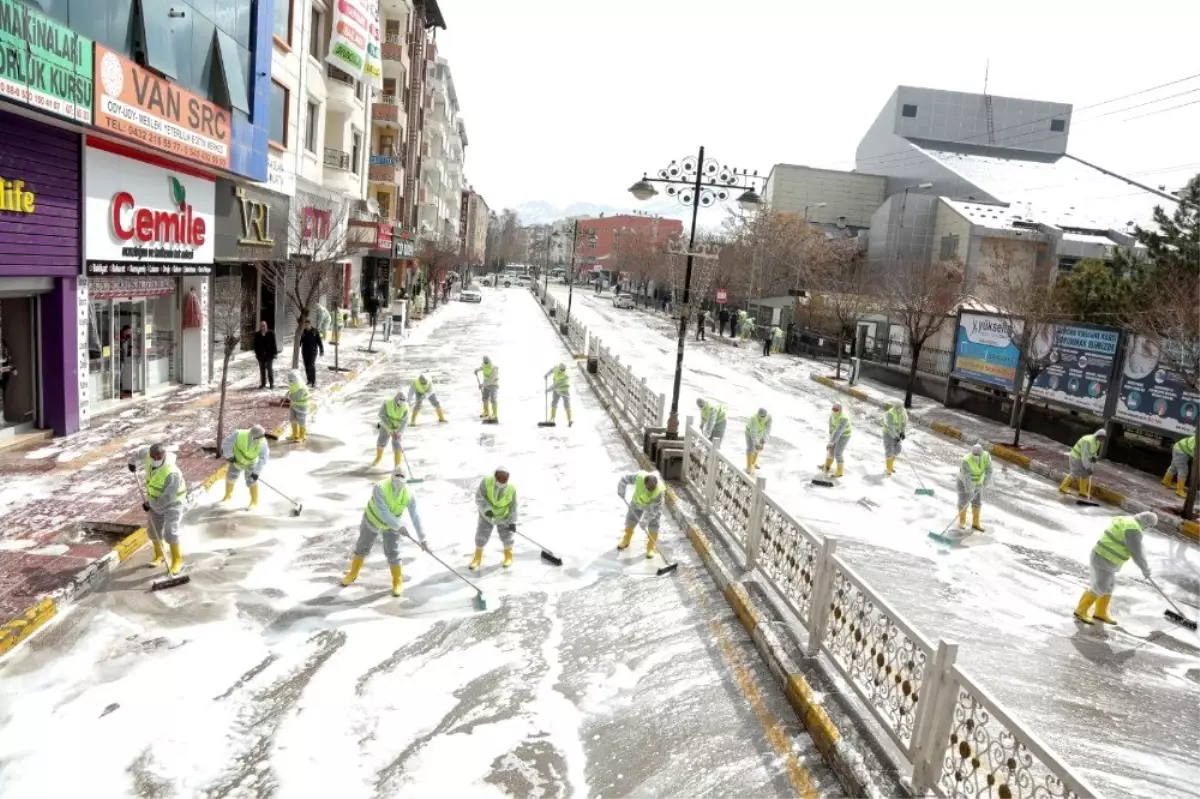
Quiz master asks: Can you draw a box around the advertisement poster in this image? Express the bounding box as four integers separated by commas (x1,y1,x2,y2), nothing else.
94,44,230,169
1114,335,1200,437
1029,324,1120,414
951,311,1021,390
0,0,93,123
362,0,382,87
326,0,372,81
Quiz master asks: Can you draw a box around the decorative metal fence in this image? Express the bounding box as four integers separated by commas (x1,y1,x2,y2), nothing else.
592,338,665,433
567,315,587,356
860,335,954,378
680,417,1100,799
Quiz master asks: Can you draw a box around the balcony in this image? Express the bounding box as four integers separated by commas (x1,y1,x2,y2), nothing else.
322,148,360,196
326,64,363,112
368,149,405,185
382,35,406,80
372,95,402,128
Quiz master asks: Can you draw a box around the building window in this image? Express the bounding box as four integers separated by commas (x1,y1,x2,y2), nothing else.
901,104,918,118
1050,118,1066,132
351,131,362,174
270,81,289,147
310,8,324,57
939,234,959,261
377,192,391,219
274,0,293,46
305,100,319,152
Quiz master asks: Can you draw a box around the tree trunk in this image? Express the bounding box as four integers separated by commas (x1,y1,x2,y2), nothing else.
905,340,921,409
835,330,845,380
291,318,303,370
215,346,234,457
367,314,377,353
333,311,341,370
1185,413,1200,520
1012,375,1036,448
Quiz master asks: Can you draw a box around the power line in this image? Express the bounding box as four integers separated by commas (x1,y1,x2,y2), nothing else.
1093,87,1200,117
1122,98,1200,122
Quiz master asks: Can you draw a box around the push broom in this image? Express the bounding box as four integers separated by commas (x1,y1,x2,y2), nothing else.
621,500,677,576
1146,576,1198,631
927,486,980,546
402,532,488,611
537,376,556,428
399,447,426,484
901,450,935,496
512,528,564,566
257,477,304,516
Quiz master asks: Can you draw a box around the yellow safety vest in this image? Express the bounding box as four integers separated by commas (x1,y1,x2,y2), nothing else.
1094,516,1140,568
702,403,726,427
413,377,432,396
884,407,905,435
633,473,665,508
233,430,263,468
1177,435,1197,458
963,452,991,486
484,475,516,520
384,398,408,430
288,381,309,410
482,363,498,387
146,462,186,502
830,410,852,437
365,480,411,531
746,413,770,438
552,367,570,393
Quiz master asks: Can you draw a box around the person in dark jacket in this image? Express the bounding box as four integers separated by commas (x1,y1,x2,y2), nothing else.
299,317,324,387
253,321,280,389
696,309,707,341
718,307,730,337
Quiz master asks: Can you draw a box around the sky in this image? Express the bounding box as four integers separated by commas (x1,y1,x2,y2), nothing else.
436,0,1200,219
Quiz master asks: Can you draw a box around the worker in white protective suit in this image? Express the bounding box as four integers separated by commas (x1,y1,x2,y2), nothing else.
373,390,410,467
821,403,852,478
221,424,270,509
131,442,187,574
545,362,573,426
697,398,727,445
1060,429,1107,498
341,468,428,597
745,408,772,473
469,466,518,570
286,369,310,442
407,374,446,424
475,356,499,421
956,442,994,532
882,401,907,476
617,470,666,558
1074,511,1156,625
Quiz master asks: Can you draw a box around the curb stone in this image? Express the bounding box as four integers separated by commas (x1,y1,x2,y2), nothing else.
535,291,902,798
0,345,399,661
810,373,1200,542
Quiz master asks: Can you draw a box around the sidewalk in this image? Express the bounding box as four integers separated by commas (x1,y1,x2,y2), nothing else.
0,317,423,658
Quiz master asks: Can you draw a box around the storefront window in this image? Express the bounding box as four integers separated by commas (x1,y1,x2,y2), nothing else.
88,301,114,402
147,294,178,388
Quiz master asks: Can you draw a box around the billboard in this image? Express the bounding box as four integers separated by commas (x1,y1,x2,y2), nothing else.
1029,324,1121,414
326,0,382,88
951,312,1021,390
1115,335,1200,437
0,0,93,123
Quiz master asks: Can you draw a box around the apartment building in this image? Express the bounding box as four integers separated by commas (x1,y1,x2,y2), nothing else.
462,188,490,267
417,57,468,245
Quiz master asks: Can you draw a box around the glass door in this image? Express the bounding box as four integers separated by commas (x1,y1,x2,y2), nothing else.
116,300,146,398
88,300,115,402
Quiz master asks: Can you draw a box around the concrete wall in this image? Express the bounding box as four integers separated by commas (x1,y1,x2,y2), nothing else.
974,237,1042,300
764,165,886,229
932,200,972,264
889,86,1072,156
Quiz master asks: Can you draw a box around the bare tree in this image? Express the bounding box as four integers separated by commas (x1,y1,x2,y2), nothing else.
885,257,964,408
209,276,251,456
803,238,872,379
255,198,358,370
418,232,461,312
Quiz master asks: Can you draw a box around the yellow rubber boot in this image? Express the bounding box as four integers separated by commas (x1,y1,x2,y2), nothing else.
168,543,183,576
491,401,499,421
502,548,513,568
394,450,402,468
248,484,259,509
1080,477,1091,499
958,509,967,529
469,548,483,570
1073,590,1096,624
886,456,895,475
221,481,235,502
835,462,844,478
822,457,833,473
436,407,446,423
617,527,634,550
1093,594,1116,624
646,532,659,559
481,402,489,418
1177,477,1188,499
389,565,403,596
746,453,755,472
342,556,364,586
148,540,165,567
299,426,307,442
372,447,383,466
1059,475,1073,494
566,409,573,427
1163,471,1175,486
410,408,420,425
971,507,984,532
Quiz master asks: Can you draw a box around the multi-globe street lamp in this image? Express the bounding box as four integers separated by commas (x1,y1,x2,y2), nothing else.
628,146,762,437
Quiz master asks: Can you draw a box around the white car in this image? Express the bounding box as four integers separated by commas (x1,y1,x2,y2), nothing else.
514,275,533,288
460,285,483,303
612,294,634,309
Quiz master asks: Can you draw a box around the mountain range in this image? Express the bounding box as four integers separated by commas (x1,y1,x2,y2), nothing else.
512,199,691,226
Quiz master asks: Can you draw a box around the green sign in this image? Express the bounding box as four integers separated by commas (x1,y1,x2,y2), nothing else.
0,0,92,123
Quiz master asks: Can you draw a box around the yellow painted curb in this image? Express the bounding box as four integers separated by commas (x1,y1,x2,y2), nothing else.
724,583,759,634
201,464,229,491
931,421,963,440
686,524,710,559
991,445,1030,468
0,598,57,657
112,527,148,563
1090,484,1126,506
785,674,842,759
848,388,870,401
1181,520,1199,542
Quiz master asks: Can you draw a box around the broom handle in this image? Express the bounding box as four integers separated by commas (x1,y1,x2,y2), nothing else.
514,529,555,555
901,449,928,490
1146,576,1188,617
938,484,982,534
401,531,484,594
258,477,299,505
400,446,419,480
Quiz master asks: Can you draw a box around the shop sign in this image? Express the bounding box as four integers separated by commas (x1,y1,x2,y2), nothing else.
950,311,1021,391
0,0,93,123
237,187,274,247
85,145,216,264
76,278,90,430
253,152,296,197
326,0,381,88
1029,323,1121,414
87,262,212,277
0,176,35,213
376,221,393,251
302,207,332,239
394,235,414,259
87,275,177,299
93,44,230,169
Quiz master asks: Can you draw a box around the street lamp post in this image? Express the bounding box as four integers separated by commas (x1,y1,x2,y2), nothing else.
628,146,762,438
542,226,554,300
563,221,596,330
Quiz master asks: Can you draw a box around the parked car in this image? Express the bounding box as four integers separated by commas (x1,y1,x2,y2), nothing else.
514,275,533,288
612,294,634,309
460,285,483,303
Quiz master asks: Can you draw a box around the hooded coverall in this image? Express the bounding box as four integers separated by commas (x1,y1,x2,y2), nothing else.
353,479,426,566
1165,434,1196,498
377,397,410,451
883,406,907,474
222,429,270,486
1061,434,1102,496
476,362,499,419
546,365,572,421
287,378,310,439
700,401,727,445
145,460,187,546
1076,517,1151,624
823,409,852,475
956,451,993,530
475,475,518,548
745,413,772,472
407,376,444,422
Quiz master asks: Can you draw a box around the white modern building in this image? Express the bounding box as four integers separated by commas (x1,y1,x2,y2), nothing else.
418,57,467,243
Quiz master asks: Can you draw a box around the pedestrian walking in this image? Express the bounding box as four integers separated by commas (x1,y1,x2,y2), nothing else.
545,362,573,426
697,398,727,446
745,408,771,473
299,317,324,387
1060,429,1107,498
373,390,410,467
407,374,446,424
470,467,518,570
821,402,852,478
762,326,772,356
718,307,730,337
617,470,666,558
221,424,270,509
696,309,707,341
956,443,993,531
253,320,279,389
882,400,907,476
1163,433,1196,498
286,369,310,442
1073,511,1157,625
340,468,428,597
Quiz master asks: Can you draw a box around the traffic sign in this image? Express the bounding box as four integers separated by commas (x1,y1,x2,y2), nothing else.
716,289,727,304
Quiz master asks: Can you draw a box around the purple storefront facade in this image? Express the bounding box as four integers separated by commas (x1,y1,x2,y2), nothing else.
0,109,82,438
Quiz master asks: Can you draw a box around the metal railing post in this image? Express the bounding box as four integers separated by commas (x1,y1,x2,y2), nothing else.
682,415,694,483
703,437,719,516
656,392,666,428
911,640,959,791
804,537,839,656
745,475,767,569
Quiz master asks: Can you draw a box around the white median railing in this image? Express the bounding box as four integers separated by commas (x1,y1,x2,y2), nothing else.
681,417,1099,799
